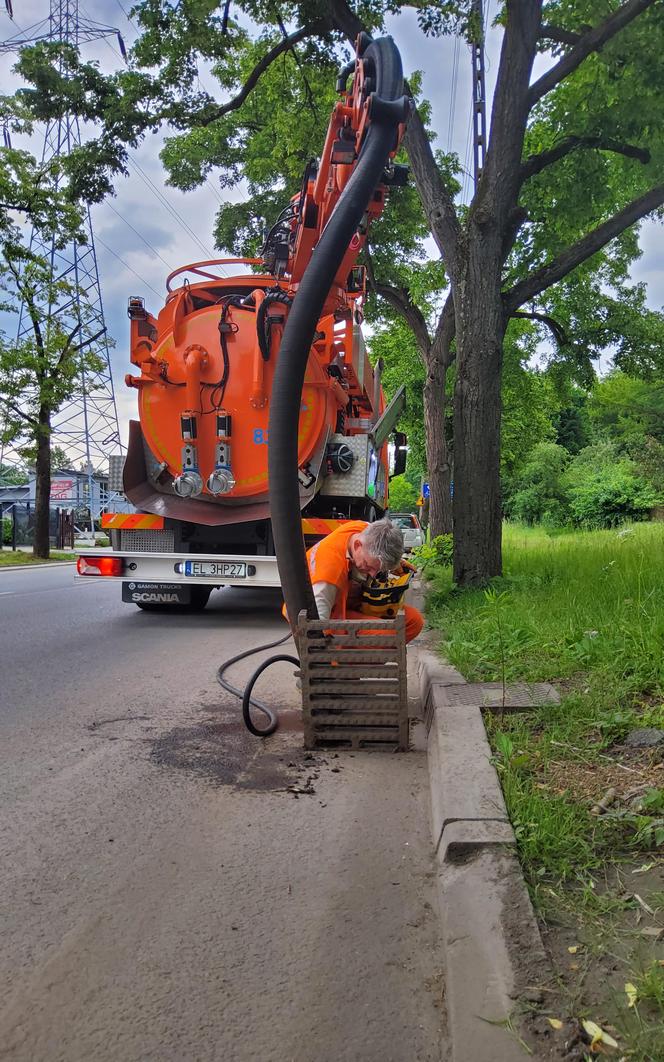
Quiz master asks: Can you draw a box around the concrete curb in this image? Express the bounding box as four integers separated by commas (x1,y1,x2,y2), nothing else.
416,647,548,1061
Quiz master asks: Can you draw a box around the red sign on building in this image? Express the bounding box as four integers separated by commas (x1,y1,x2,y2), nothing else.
50,479,74,500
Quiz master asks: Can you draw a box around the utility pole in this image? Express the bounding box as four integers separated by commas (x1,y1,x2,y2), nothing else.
0,2,126,527
470,0,487,190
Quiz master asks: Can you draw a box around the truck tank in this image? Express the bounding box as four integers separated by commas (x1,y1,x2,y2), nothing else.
123,261,398,530
121,32,408,546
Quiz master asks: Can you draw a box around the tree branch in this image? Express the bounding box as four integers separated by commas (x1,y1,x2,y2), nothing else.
73,327,106,353
503,183,664,313
195,21,328,127
478,1,542,226
401,105,461,273
53,321,82,373
364,251,431,362
511,310,569,347
529,0,658,106
539,24,584,46
502,206,529,261
522,135,650,182
430,293,456,369
0,397,38,427
5,256,46,358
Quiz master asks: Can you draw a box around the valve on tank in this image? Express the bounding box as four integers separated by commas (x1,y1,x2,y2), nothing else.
207,410,236,495
173,412,204,497
325,442,354,475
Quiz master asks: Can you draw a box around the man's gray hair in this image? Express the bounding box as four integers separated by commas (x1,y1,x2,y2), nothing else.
360,518,404,570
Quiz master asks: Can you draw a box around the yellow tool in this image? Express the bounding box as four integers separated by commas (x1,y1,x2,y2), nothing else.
359,569,413,618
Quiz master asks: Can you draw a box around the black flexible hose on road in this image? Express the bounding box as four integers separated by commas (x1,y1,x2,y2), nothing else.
268,37,409,632
217,630,299,737
231,37,408,738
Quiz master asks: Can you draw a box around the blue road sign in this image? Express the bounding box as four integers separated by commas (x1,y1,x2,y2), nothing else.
422,482,430,498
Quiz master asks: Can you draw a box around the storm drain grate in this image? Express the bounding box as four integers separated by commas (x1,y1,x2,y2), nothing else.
297,612,408,751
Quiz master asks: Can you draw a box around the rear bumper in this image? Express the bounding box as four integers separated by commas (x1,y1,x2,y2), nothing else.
75,550,281,588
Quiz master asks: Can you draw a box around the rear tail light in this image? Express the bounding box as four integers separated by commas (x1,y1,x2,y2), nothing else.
77,555,125,577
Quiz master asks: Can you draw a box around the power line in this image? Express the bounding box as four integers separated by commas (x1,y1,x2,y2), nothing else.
104,201,176,272
127,153,224,266
79,6,228,270
87,2,230,261
95,234,163,299
205,175,225,206
113,0,138,31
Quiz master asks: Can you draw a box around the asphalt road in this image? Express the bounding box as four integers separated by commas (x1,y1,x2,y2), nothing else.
0,566,446,1062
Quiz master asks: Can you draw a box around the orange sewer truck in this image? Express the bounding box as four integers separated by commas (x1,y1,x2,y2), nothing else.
77,35,409,610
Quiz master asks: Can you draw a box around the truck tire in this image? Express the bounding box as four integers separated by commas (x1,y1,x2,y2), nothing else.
135,587,212,613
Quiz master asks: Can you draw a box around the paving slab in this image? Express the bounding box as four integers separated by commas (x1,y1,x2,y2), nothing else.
433,681,560,712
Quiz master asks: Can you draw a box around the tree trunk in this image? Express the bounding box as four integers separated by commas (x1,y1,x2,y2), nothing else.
33,407,51,559
452,239,505,585
424,352,452,536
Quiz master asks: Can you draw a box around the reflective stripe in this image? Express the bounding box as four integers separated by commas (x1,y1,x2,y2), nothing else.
103,514,347,532
101,513,165,529
301,518,351,535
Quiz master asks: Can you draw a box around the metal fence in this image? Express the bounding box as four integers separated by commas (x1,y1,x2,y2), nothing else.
1,503,76,549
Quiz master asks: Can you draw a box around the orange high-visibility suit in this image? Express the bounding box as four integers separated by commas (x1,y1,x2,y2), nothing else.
293,520,423,642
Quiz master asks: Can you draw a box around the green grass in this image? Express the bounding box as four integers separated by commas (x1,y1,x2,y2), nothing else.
427,523,664,873
612,961,664,1059
0,550,74,566
429,521,664,695
426,522,664,1057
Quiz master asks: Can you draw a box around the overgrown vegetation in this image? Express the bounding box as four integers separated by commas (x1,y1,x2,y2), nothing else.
426,522,664,1055
503,374,664,530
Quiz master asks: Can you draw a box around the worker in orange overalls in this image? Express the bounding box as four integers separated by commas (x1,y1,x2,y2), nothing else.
303,517,424,642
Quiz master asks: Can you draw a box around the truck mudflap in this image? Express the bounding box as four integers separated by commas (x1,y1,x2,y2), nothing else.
122,582,191,605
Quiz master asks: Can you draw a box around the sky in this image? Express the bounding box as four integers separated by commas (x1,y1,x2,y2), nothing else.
0,0,662,458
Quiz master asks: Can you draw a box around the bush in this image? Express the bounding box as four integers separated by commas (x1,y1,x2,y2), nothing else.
2,516,11,545
627,435,664,495
413,533,453,571
504,442,570,525
564,444,660,527
387,474,419,512
431,533,453,565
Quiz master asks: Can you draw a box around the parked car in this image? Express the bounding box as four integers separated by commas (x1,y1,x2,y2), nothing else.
386,512,424,552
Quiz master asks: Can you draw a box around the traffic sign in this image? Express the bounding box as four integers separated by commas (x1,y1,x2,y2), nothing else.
416,495,424,507
422,482,430,498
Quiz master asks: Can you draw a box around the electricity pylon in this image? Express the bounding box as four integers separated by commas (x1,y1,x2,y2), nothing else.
470,0,487,190
0,1,126,520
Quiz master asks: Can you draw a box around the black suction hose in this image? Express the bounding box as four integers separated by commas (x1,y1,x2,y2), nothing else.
228,37,408,738
268,37,409,631
217,630,299,737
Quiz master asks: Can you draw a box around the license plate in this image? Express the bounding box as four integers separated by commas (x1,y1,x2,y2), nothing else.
183,561,247,578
